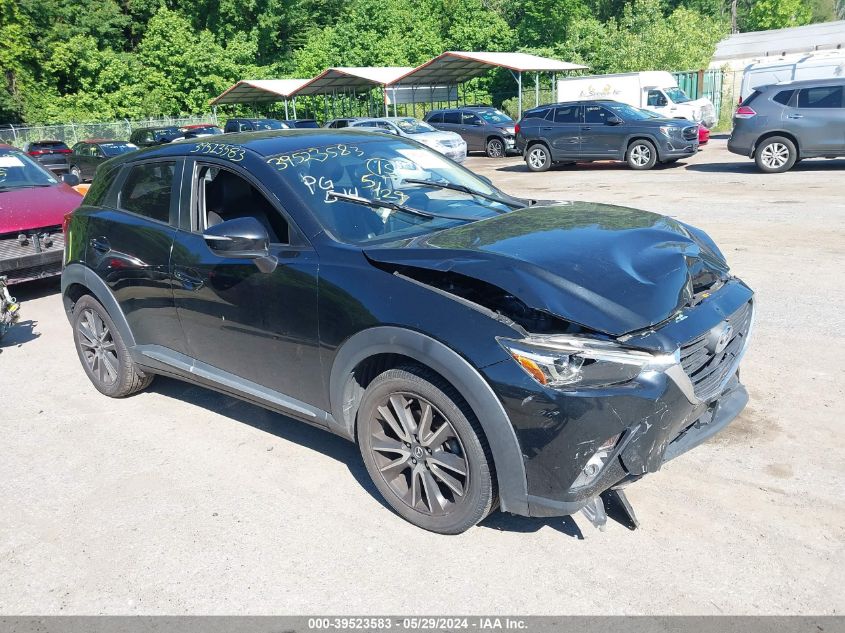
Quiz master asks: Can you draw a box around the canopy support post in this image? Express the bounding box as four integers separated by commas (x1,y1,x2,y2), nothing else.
535,72,539,107
284,99,289,119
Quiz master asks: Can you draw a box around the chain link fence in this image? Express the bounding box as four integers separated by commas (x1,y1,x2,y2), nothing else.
0,115,218,148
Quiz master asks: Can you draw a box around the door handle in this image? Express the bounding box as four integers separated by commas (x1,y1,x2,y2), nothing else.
581,126,592,130
89,237,110,254
173,267,204,291
787,114,803,119
541,127,553,130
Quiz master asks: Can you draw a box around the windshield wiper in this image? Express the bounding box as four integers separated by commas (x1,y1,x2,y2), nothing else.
403,178,523,210
327,191,483,221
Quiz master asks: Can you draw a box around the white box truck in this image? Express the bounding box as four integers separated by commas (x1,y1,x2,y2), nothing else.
739,51,845,102
557,71,717,128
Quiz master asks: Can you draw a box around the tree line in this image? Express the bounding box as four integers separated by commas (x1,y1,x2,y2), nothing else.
1,0,838,124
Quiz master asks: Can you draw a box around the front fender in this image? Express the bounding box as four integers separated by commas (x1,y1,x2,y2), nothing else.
329,326,529,516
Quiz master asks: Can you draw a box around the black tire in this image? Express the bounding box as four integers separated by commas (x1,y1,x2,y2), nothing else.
485,137,505,158
357,366,496,534
626,139,658,170
72,295,154,397
755,136,797,173
525,143,551,172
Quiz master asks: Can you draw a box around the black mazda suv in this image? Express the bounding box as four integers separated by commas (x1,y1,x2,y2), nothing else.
61,131,753,534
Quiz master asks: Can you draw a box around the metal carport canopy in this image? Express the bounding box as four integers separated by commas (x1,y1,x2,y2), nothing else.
392,51,588,116
291,66,414,96
209,79,310,105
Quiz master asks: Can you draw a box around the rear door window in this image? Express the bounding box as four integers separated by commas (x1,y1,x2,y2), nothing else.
797,86,843,108
118,161,176,224
443,111,461,124
554,105,581,123
427,112,443,123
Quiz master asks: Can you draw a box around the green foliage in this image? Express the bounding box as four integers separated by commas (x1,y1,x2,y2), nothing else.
2,0,826,125
741,0,813,30
558,0,728,73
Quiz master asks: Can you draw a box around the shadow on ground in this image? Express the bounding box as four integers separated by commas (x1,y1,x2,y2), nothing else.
149,375,587,537
686,158,845,173
495,160,687,173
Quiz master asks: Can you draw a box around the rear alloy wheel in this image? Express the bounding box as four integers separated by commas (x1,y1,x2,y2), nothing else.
525,144,551,172
486,137,505,158
755,136,797,173
70,165,81,179
72,295,153,398
627,139,657,170
357,367,495,534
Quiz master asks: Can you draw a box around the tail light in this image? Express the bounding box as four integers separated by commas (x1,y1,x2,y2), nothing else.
735,106,756,119
56,148,72,154
28,150,46,156
62,210,75,237
514,123,521,135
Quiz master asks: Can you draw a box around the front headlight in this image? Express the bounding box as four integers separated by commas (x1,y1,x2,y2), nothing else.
498,335,676,390
659,125,678,137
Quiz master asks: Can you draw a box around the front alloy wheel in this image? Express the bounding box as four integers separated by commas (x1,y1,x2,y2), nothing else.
486,138,505,158
358,367,495,534
627,140,657,170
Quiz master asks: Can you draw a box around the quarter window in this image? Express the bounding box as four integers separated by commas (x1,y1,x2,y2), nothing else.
772,90,794,106
523,108,551,120
427,112,443,123
797,86,843,108
118,162,175,223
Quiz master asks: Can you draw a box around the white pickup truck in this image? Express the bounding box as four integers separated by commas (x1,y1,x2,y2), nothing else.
557,71,717,128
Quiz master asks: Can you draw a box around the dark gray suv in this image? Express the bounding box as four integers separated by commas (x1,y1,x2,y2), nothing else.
728,78,845,173
424,107,516,157
516,100,698,172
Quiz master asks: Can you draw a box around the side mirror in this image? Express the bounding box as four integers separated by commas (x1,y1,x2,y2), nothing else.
62,173,80,187
606,116,623,126
204,216,270,257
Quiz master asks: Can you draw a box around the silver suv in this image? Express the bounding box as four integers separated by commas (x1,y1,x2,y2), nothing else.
424,107,516,158
728,78,845,173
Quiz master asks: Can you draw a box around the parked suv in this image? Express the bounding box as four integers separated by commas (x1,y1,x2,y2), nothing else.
425,107,516,157
23,140,72,175
61,130,753,534
728,78,845,173
516,100,699,171
70,140,138,182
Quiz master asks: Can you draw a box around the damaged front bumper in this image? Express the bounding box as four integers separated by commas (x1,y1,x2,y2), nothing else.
482,279,754,524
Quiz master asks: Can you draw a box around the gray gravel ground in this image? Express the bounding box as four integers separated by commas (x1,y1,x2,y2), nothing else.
1,138,843,614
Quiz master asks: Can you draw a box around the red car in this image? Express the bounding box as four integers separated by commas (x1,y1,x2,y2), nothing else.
698,125,710,145
0,144,82,284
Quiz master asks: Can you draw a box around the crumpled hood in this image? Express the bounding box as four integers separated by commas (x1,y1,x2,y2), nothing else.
364,202,730,336
0,184,82,234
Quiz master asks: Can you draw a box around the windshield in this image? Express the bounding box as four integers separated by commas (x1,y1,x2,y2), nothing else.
100,142,138,156
253,119,286,130
394,118,436,134
0,151,58,190
476,110,513,124
606,103,658,120
664,87,691,104
265,138,517,244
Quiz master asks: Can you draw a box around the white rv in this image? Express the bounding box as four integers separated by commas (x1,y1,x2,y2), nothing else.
739,51,845,101
557,71,717,128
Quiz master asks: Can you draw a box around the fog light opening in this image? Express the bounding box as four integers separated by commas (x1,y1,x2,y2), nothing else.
571,433,621,489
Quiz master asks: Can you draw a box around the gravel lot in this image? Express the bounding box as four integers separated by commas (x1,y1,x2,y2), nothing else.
1,138,843,615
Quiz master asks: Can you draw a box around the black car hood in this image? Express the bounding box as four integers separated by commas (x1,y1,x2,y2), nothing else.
364,203,730,336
